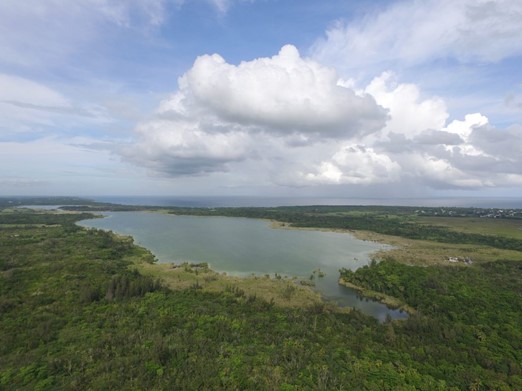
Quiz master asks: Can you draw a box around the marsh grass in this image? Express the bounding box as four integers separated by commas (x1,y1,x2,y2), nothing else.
415,216,522,239
135,261,326,309
353,230,522,265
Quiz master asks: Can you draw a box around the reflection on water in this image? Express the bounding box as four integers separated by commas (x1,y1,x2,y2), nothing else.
315,278,407,321
79,212,407,321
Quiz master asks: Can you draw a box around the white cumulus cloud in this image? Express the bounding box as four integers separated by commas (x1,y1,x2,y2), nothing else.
126,45,388,176
125,119,251,176
299,73,522,191
304,145,400,185
175,45,387,138
365,72,448,138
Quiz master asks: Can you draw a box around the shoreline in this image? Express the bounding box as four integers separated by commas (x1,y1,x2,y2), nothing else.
270,219,356,235
338,277,416,315
270,219,417,315
80,212,413,315
269,219,394,246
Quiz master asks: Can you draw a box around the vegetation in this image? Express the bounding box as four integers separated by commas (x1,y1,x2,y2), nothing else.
135,261,325,309
1,200,522,389
0,196,112,208
340,260,522,388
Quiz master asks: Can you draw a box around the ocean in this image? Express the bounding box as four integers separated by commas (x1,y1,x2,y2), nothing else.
90,195,522,209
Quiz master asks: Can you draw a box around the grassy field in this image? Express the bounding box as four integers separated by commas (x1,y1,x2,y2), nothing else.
135,261,329,310
353,229,522,265
415,216,522,239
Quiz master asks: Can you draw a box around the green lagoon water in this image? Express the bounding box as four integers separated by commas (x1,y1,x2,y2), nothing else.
79,212,407,321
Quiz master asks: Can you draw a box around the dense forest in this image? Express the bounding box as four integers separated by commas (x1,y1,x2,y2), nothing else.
1,203,521,389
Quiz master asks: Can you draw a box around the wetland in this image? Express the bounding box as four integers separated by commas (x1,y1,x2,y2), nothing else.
78,211,407,320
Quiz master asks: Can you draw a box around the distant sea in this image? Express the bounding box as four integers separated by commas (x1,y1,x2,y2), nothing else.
90,196,522,209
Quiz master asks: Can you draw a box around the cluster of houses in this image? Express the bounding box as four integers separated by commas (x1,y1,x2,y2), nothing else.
446,256,473,265
416,207,522,219
478,209,520,218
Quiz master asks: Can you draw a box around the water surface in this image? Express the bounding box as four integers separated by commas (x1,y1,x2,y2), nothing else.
92,195,522,209
79,212,407,321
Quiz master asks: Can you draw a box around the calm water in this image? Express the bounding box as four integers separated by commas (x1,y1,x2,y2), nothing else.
78,212,407,321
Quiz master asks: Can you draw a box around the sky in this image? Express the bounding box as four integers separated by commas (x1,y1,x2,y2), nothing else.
1,0,522,198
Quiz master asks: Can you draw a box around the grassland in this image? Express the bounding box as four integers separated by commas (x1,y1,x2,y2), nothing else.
415,216,522,239
353,229,522,265
135,261,328,310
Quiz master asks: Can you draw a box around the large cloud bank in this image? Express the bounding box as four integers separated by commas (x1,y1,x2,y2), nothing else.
125,45,522,191
125,45,387,176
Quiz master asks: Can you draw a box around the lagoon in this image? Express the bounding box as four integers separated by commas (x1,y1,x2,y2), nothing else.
78,212,407,321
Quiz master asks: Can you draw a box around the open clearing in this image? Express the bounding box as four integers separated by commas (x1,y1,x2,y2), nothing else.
353,229,522,266
135,261,332,310
414,216,522,240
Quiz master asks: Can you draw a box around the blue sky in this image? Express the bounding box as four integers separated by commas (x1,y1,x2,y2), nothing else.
1,0,522,198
